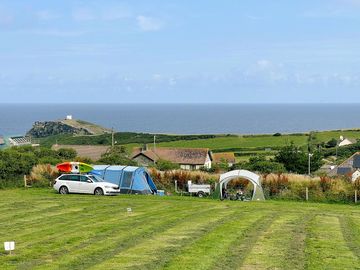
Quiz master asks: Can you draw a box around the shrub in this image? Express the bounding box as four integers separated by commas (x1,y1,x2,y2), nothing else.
155,159,180,171
29,164,59,187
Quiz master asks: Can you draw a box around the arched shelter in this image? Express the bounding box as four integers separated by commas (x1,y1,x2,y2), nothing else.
218,170,265,201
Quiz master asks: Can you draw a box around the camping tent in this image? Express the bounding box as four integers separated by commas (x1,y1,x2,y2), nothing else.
214,170,265,201
90,165,157,194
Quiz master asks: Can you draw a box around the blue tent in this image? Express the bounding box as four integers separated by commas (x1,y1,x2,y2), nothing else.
90,165,157,194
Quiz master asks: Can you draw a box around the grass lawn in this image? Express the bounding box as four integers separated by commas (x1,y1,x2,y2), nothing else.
1,189,360,269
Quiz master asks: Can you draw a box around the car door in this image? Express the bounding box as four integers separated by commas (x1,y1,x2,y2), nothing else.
79,175,94,194
67,175,80,193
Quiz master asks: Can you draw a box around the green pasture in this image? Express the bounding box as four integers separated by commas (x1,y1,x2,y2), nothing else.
157,130,360,151
157,134,308,150
1,189,360,269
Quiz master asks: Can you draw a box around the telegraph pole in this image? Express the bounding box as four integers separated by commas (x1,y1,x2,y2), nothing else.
153,135,156,151
111,128,114,147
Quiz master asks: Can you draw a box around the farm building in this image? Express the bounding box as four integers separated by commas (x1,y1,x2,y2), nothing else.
9,136,32,146
90,165,157,194
212,152,236,167
132,147,212,170
52,144,110,161
338,137,356,147
329,152,360,181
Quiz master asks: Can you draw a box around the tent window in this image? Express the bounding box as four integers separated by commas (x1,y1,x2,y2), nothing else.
121,171,133,188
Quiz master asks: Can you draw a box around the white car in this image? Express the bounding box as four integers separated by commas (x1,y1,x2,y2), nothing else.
53,174,120,195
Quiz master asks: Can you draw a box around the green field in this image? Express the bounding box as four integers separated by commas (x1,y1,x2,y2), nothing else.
1,189,360,269
158,130,360,151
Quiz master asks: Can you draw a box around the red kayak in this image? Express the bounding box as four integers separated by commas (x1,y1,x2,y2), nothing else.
56,162,93,173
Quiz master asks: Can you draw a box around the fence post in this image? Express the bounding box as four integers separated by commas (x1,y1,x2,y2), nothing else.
174,180,178,193
355,190,358,204
305,187,309,201
24,175,27,188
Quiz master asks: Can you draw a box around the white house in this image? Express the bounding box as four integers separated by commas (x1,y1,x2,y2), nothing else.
339,137,356,147
352,170,360,182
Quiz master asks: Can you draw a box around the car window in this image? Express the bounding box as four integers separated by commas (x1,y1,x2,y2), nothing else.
59,175,69,180
68,175,80,181
89,175,103,182
80,175,90,182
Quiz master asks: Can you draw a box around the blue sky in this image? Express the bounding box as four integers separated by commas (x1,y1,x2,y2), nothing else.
1,0,360,103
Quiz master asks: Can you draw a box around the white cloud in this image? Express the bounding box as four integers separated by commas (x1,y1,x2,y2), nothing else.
36,10,60,21
26,29,87,37
101,7,132,21
136,15,163,31
256,59,272,70
0,9,13,25
72,8,95,21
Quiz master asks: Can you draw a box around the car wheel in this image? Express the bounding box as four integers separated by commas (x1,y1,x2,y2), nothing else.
59,186,69,194
197,191,205,198
94,188,104,196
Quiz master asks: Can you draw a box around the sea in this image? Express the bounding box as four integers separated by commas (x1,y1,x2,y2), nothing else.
0,103,359,136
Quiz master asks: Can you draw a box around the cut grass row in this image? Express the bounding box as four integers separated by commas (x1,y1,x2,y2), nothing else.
1,189,360,269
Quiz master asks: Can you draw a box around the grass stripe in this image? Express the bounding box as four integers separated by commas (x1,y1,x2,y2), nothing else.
339,215,360,259
90,209,235,269
29,205,223,269
239,213,307,270
305,215,360,270
162,210,273,270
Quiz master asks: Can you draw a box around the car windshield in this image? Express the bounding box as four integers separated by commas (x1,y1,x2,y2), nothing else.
89,175,104,182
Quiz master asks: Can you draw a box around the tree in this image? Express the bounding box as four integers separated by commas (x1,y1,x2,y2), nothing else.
275,142,323,174
326,138,338,148
98,145,137,166
232,156,285,174
155,159,180,171
57,148,77,160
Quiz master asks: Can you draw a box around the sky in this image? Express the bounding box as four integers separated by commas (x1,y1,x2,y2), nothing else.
1,0,360,103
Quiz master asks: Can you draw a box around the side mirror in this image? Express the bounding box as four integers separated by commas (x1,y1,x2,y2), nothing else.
87,179,92,183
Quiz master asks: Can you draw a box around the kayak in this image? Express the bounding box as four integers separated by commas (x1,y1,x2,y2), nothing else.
56,162,94,173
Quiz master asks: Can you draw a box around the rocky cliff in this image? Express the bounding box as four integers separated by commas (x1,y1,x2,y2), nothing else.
26,119,111,138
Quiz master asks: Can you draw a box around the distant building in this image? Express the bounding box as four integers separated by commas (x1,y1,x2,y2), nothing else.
131,147,212,170
52,144,110,161
0,136,4,145
66,115,73,120
212,152,236,167
338,137,356,147
9,136,32,146
329,152,360,181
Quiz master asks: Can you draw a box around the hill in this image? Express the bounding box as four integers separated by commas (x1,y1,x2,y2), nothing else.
1,189,360,269
26,119,112,138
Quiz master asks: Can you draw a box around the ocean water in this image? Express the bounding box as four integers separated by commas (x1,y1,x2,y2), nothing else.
0,103,359,136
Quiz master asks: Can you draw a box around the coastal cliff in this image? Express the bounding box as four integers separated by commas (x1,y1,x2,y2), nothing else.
26,119,111,138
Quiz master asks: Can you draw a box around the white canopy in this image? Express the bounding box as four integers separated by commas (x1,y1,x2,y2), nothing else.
219,170,265,201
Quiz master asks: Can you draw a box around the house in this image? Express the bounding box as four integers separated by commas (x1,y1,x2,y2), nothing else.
352,170,360,182
212,152,236,167
52,144,110,161
329,152,360,181
131,147,212,170
9,136,32,146
338,137,356,147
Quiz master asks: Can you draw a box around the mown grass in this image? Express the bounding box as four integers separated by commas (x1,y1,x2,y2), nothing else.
1,189,360,269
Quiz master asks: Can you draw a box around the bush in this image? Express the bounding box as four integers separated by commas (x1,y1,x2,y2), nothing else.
155,159,180,171
98,145,136,166
29,164,59,187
